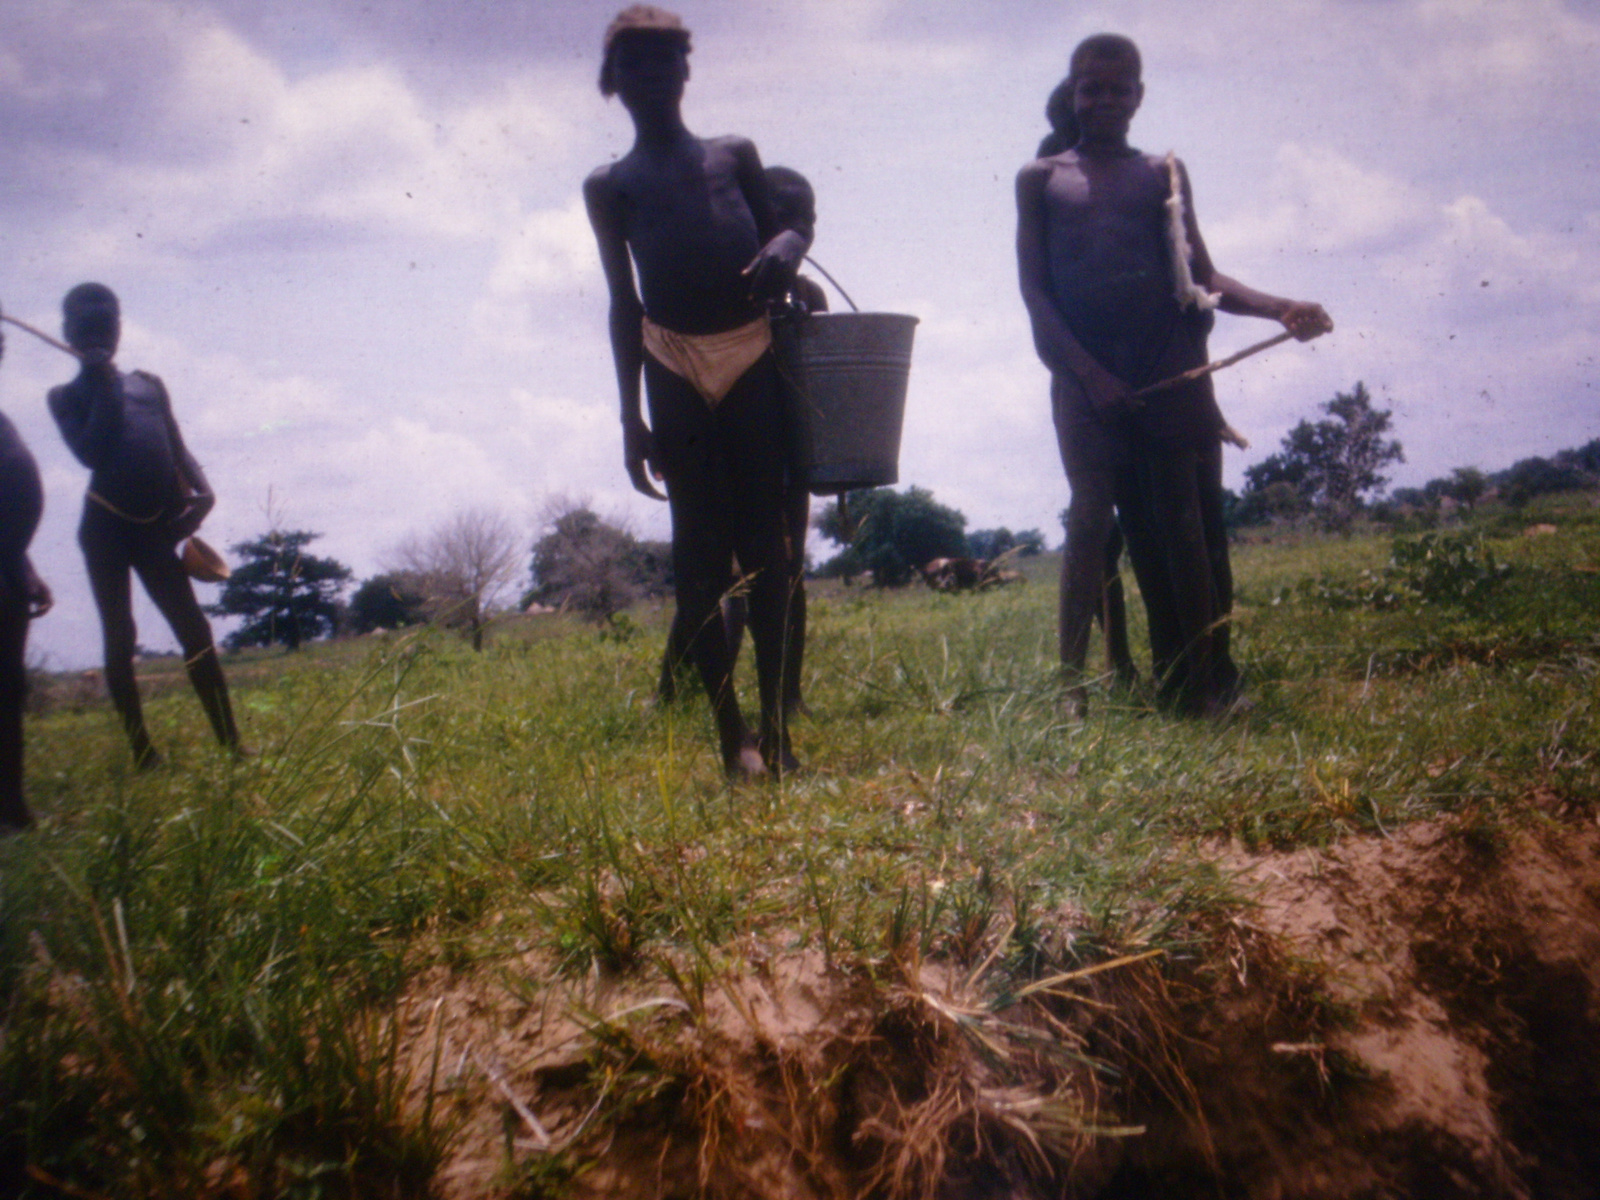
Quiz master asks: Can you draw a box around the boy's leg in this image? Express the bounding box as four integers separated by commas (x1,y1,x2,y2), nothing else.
721,358,799,770
1052,373,1126,713
646,359,761,773
782,486,809,715
1115,464,1185,695
80,508,159,767
1196,438,1240,698
1138,439,1223,714
131,532,240,751
1099,521,1136,685
1059,468,1118,684
731,502,795,772
0,594,31,829
666,472,759,773
657,605,694,703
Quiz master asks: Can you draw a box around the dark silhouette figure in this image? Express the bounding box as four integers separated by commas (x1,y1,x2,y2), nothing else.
586,8,810,776
657,165,821,718
48,284,241,767
1,326,53,830
1017,35,1329,716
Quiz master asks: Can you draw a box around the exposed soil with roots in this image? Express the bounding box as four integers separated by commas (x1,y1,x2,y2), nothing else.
407,810,1600,1199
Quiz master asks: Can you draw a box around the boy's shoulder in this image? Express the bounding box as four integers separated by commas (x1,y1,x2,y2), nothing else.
588,132,756,189
701,132,755,154
127,370,167,400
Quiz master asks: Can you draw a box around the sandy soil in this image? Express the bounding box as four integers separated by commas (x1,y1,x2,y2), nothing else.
405,809,1600,1199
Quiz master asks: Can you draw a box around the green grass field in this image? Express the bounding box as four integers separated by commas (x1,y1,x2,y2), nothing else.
3,496,1597,1197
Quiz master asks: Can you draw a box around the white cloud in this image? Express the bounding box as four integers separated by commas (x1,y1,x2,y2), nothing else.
1207,144,1431,262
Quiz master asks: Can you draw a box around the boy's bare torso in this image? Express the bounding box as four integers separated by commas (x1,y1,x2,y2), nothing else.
1037,148,1179,385
590,133,767,335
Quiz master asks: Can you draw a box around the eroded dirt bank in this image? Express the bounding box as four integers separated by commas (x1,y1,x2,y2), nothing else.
412,812,1600,1199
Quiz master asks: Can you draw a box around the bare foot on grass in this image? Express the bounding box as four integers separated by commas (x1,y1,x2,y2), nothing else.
725,742,768,781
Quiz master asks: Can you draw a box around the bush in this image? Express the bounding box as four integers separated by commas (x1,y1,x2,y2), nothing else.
816,486,967,587
1294,532,1513,612
528,505,671,620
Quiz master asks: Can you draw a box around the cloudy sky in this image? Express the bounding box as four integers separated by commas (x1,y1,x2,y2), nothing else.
4,0,1596,668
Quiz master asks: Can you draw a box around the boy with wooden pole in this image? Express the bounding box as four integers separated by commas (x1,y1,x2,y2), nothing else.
47,284,241,767
1017,34,1330,716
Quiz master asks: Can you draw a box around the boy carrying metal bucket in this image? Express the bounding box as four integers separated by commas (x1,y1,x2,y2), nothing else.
585,6,811,776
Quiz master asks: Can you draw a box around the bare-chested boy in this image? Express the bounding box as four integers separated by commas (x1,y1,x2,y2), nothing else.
585,7,810,775
48,283,241,767
656,164,822,718
1,323,53,830
1017,34,1329,716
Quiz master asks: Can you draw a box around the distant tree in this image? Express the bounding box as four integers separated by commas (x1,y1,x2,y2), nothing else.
1562,437,1600,476
967,526,1048,560
1388,486,1431,509
390,508,524,651
528,502,671,621
1236,382,1404,530
208,530,351,651
1443,466,1488,512
347,572,428,634
817,486,967,586
967,527,1015,560
1013,529,1046,557
1495,455,1590,509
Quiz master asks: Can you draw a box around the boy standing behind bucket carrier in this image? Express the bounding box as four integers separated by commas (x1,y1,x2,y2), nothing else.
585,6,810,777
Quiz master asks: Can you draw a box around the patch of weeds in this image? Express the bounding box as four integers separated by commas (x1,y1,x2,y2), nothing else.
1294,531,1514,613
498,1148,590,1199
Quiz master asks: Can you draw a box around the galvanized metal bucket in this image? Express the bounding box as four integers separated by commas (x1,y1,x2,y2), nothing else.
775,311,918,496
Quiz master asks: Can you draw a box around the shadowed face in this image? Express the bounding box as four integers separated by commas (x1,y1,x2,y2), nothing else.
768,177,816,234
64,299,120,356
609,32,689,115
1071,56,1143,145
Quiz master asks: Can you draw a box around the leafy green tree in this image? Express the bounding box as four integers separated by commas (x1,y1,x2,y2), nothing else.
347,572,428,634
817,486,967,586
967,527,1047,560
208,530,351,650
1495,455,1589,509
1444,466,1488,512
528,504,671,621
1238,382,1404,529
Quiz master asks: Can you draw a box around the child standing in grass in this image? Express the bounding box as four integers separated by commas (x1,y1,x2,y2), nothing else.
586,6,811,776
48,283,241,767
656,164,823,720
1016,34,1329,716
1,322,53,830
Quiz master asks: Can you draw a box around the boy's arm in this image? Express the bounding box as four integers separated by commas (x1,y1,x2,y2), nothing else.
584,167,666,501
148,373,215,539
0,545,48,616
1014,161,1131,412
24,557,51,618
1178,160,1331,340
735,140,810,300
47,357,124,470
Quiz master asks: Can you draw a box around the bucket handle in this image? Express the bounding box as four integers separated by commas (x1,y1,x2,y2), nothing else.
802,255,860,313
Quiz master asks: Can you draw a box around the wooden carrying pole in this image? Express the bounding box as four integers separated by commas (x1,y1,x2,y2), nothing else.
1130,329,1296,401
1,311,83,360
